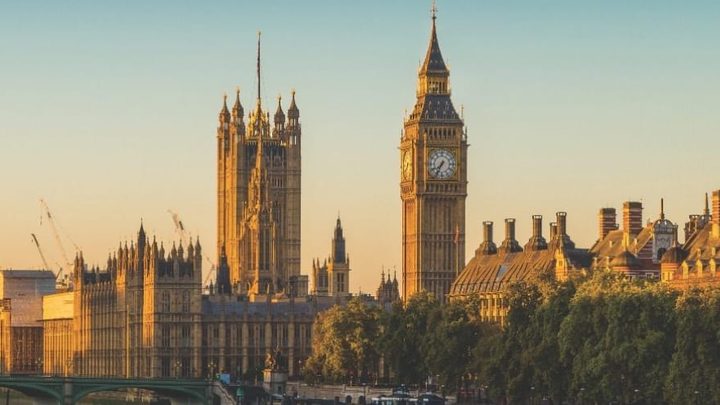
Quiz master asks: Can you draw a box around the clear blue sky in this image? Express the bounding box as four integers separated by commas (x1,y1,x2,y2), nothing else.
1,1,719,292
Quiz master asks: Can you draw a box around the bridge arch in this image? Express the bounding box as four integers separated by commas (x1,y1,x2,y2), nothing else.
72,381,208,405
0,380,63,403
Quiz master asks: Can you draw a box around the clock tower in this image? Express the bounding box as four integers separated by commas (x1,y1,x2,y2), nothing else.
400,8,467,303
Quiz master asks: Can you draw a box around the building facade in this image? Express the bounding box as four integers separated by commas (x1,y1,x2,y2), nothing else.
217,35,301,296
661,190,720,289
401,10,468,303
40,225,325,379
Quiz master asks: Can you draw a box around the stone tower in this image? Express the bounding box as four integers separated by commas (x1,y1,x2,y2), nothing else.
217,34,301,296
400,8,467,303
311,217,351,297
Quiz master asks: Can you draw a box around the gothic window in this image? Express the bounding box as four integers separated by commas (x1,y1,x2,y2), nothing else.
161,357,170,377
161,292,170,312
182,290,191,313
161,326,171,347
181,326,191,347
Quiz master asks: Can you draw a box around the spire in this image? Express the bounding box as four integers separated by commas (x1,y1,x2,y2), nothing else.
232,87,244,121
288,89,299,116
219,93,230,122
274,94,285,126
256,31,262,109
660,198,665,220
420,1,448,75
332,216,346,264
704,193,710,216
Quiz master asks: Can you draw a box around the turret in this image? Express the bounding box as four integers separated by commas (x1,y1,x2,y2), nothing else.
274,95,285,130
332,216,346,264
287,90,299,125
232,88,244,124
218,94,230,126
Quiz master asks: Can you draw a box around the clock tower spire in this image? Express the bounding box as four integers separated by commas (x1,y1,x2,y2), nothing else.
400,5,467,303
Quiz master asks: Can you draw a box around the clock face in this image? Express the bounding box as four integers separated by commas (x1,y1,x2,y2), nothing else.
428,149,456,179
401,151,413,181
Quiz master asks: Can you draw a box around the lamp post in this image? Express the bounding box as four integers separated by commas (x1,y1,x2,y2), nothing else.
530,386,535,405
208,361,217,381
35,358,43,376
174,360,182,379
579,387,585,405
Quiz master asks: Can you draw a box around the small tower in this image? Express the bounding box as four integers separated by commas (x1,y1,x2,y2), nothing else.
311,217,351,297
327,217,350,297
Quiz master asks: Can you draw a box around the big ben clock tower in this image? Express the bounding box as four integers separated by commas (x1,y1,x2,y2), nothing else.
400,7,467,303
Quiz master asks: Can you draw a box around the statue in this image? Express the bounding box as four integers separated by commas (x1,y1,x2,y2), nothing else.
264,351,276,370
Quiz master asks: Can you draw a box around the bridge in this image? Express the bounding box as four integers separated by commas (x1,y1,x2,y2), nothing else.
0,375,219,405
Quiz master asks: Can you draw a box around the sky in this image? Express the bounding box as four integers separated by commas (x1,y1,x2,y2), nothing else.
1,1,719,293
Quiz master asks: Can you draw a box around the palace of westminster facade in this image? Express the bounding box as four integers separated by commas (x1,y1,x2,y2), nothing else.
2,9,720,378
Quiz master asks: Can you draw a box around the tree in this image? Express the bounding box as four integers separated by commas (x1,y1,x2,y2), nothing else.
380,291,439,385
665,288,720,404
304,298,382,383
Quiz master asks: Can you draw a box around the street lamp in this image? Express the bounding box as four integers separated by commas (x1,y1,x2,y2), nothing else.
530,386,535,405
208,361,217,381
174,360,182,379
35,358,43,375
579,387,585,405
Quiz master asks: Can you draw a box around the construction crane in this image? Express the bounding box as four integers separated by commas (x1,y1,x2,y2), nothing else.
31,233,59,278
40,198,79,279
167,209,217,287
203,257,217,287
167,209,188,245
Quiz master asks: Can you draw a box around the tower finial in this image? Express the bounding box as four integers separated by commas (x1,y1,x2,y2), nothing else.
431,0,437,22
257,31,262,107
704,192,710,216
660,198,665,220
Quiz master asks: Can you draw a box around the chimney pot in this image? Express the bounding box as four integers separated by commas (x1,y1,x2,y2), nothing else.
483,221,494,243
623,201,643,235
599,207,618,240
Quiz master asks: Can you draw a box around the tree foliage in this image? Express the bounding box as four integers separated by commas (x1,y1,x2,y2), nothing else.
304,298,382,383
305,270,720,404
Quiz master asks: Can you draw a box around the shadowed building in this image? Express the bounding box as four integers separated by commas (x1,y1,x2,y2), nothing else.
400,7,468,304
0,269,55,374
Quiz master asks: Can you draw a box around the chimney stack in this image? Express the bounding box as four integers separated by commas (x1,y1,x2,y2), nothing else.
557,212,568,237
599,208,618,240
549,222,558,240
623,201,643,235
525,215,548,251
713,190,720,238
505,218,516,241
499,218,522,253
484,221,494,244
477,221,497,255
